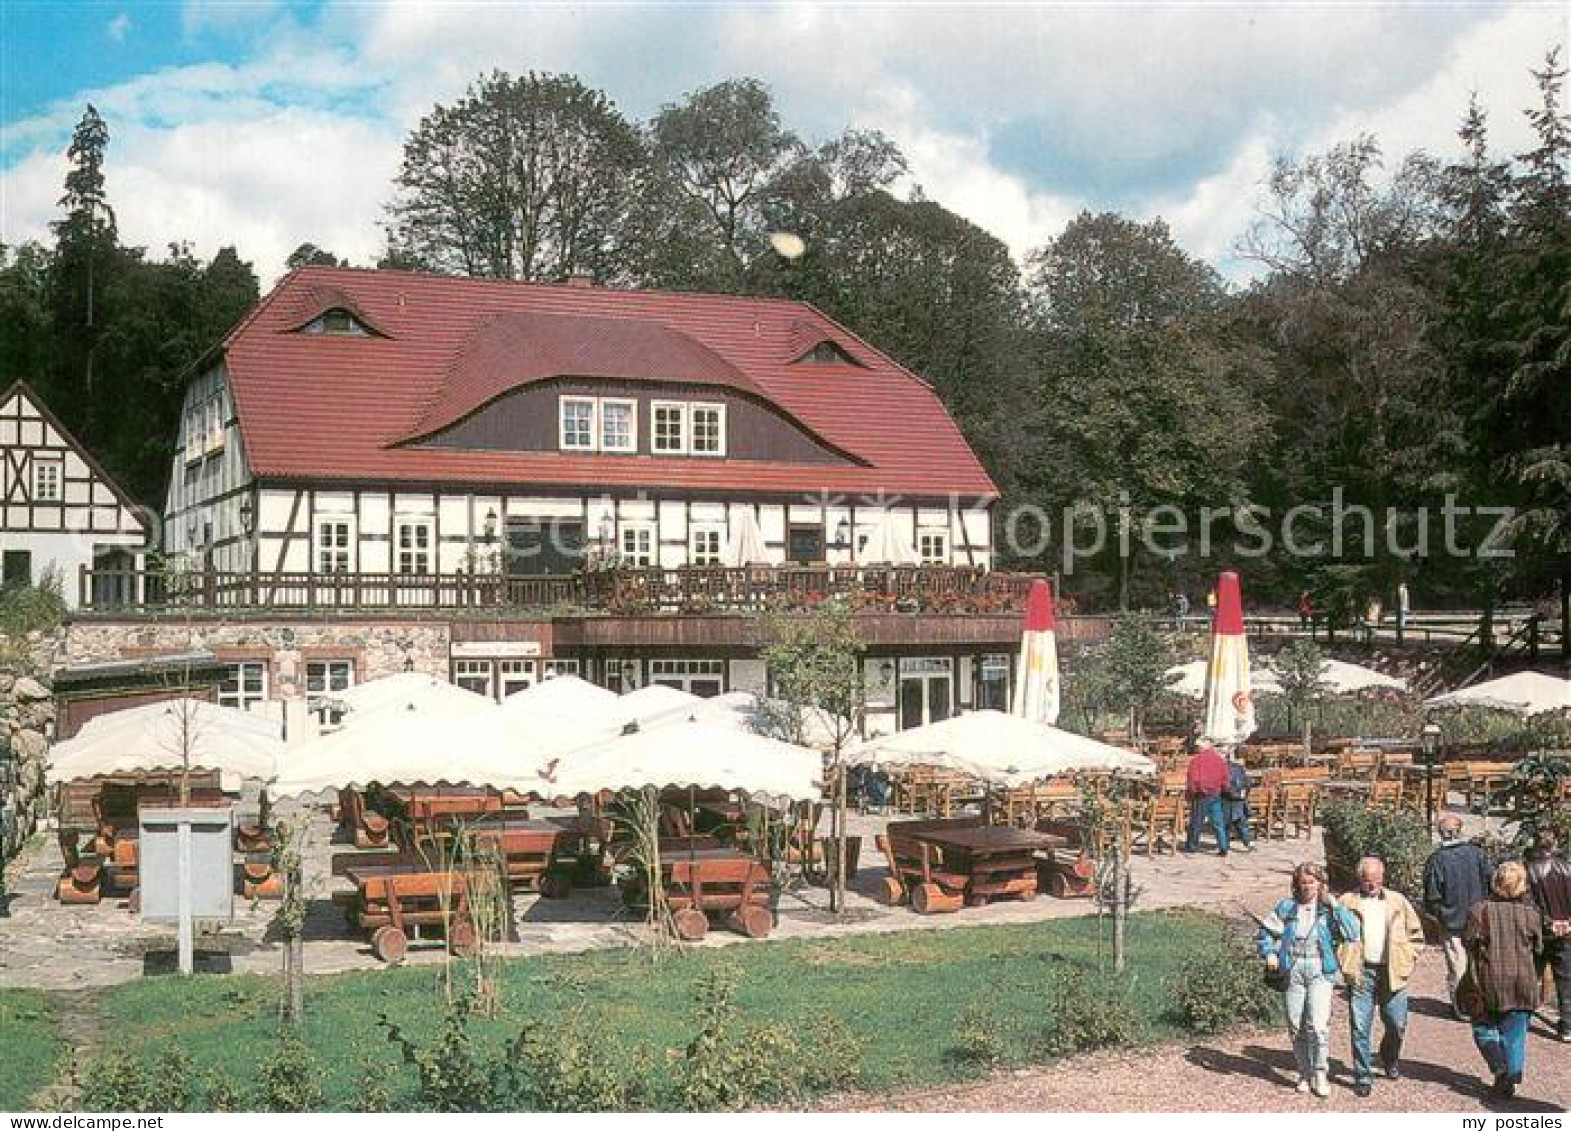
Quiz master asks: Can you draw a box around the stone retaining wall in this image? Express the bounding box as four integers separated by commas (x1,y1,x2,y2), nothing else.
63,620,452,700
1,670,55,863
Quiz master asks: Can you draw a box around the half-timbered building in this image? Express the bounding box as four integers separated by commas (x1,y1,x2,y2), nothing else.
69,267,1060,737
0,381,148,608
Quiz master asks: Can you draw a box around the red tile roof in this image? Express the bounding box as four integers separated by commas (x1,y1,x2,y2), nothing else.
221,267,999,500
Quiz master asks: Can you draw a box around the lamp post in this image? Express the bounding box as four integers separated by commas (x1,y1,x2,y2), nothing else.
1420,721,1442,831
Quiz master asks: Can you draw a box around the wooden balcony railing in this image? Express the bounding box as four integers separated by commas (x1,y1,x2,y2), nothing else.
79,563,1039,617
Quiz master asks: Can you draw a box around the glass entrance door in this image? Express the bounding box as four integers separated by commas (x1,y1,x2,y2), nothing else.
897,658,953,729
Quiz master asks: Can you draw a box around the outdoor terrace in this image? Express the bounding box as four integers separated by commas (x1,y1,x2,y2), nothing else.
78,563,1040,617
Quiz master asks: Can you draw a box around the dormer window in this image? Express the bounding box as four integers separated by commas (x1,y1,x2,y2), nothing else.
303,308,371,336
797,340,859,365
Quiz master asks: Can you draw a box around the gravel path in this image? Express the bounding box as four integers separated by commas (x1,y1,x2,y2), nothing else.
827,959,1570,1113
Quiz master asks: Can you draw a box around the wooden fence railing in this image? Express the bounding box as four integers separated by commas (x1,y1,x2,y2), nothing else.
78,563,1039,616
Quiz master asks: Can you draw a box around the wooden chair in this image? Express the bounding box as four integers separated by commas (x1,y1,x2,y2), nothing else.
1368,779,1403,808
874,832,966,913
665,857,774,941
1246,787,1274,842
1133,794,1186,855
1336,751,1382,781
1274,784,1318,839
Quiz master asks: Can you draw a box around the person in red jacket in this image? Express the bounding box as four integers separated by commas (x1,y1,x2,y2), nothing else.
1184,740,1232,856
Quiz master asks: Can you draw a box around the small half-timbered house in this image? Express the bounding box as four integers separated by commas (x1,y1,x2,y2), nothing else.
0,381,148,608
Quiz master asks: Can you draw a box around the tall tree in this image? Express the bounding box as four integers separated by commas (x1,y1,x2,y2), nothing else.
387,71,647,282
49,105,118,420
1026,212,1268,608
647,78,803,284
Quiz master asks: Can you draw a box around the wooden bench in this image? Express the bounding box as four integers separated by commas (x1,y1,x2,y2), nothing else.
354,870,482,965
665,856,773,941
55,830,104,905
874,832,967,913
1033,818,1096,898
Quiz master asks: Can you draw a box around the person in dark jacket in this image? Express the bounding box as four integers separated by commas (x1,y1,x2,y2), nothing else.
1423,814,1494,1018
1224,755,1254,851
1465,861,1544,1100
1527,827,1571,1041
1183,741,1231,856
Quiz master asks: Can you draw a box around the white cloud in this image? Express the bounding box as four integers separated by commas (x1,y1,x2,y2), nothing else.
106,13,132,43
2,1,1561,288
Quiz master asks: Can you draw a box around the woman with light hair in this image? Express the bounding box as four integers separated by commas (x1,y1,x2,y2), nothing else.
1257,862,1360,1098
1463,860,1545,1100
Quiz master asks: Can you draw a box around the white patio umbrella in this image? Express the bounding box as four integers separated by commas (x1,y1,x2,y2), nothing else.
270,704,554,797
1425,671,1571,716
327,672,492,718
612,684,700,725
47,698,283,790
723,507,769,566
855,515,919,566
498,673,619,720
1201,572,1258,746
639,690,851,751
551,719,824,803
1165,660,1282,699
1012,578,1060,725
1314,659,1409,695
846,710,1153,788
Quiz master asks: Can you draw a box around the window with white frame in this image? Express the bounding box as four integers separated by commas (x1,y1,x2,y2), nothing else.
218,661,268,711
918,530,948,564
559,397,596,451
315,518,353,573
619,523,654,567
690,403,725,456
205,397,224,450
651,402,687,453
499,659,536,699
452,659,494,698
689,526,723,566
600,398,636,453
306,659,354,725
395,519,433,574
543,659,580,678
650,658,725,697
32,461,60,502
185,403,205,460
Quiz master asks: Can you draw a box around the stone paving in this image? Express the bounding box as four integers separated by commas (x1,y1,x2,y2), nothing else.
0,800,1507,990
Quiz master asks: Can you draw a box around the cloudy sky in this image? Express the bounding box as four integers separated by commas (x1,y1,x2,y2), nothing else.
0,1,1563,286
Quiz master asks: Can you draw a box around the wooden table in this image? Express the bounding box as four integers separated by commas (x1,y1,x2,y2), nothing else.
910,826,1061,906
1321,779,1372,798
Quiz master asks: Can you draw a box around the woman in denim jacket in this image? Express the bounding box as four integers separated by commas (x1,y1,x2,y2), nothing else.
1257,863,1362,1098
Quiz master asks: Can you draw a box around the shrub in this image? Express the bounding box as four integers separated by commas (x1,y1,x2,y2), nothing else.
1031,969,1139,1060
1320,798,1430,894
671,965,817,1111
950,1004,1007,1068
81,1047,195,1113
800,1014,866,1094
507,1009,647,1112
81,1055,159,1113
0,569,65,638
255,1031,323,1113
1166,931,1277,1034
203,1070,243,1112
382,995,491,1113
1512,750,1571,849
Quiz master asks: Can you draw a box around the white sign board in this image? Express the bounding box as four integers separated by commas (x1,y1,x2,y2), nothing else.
139,806,235,973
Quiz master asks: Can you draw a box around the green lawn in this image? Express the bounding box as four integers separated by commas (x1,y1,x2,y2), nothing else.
91,909,1234,1108
0,989,62,1111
